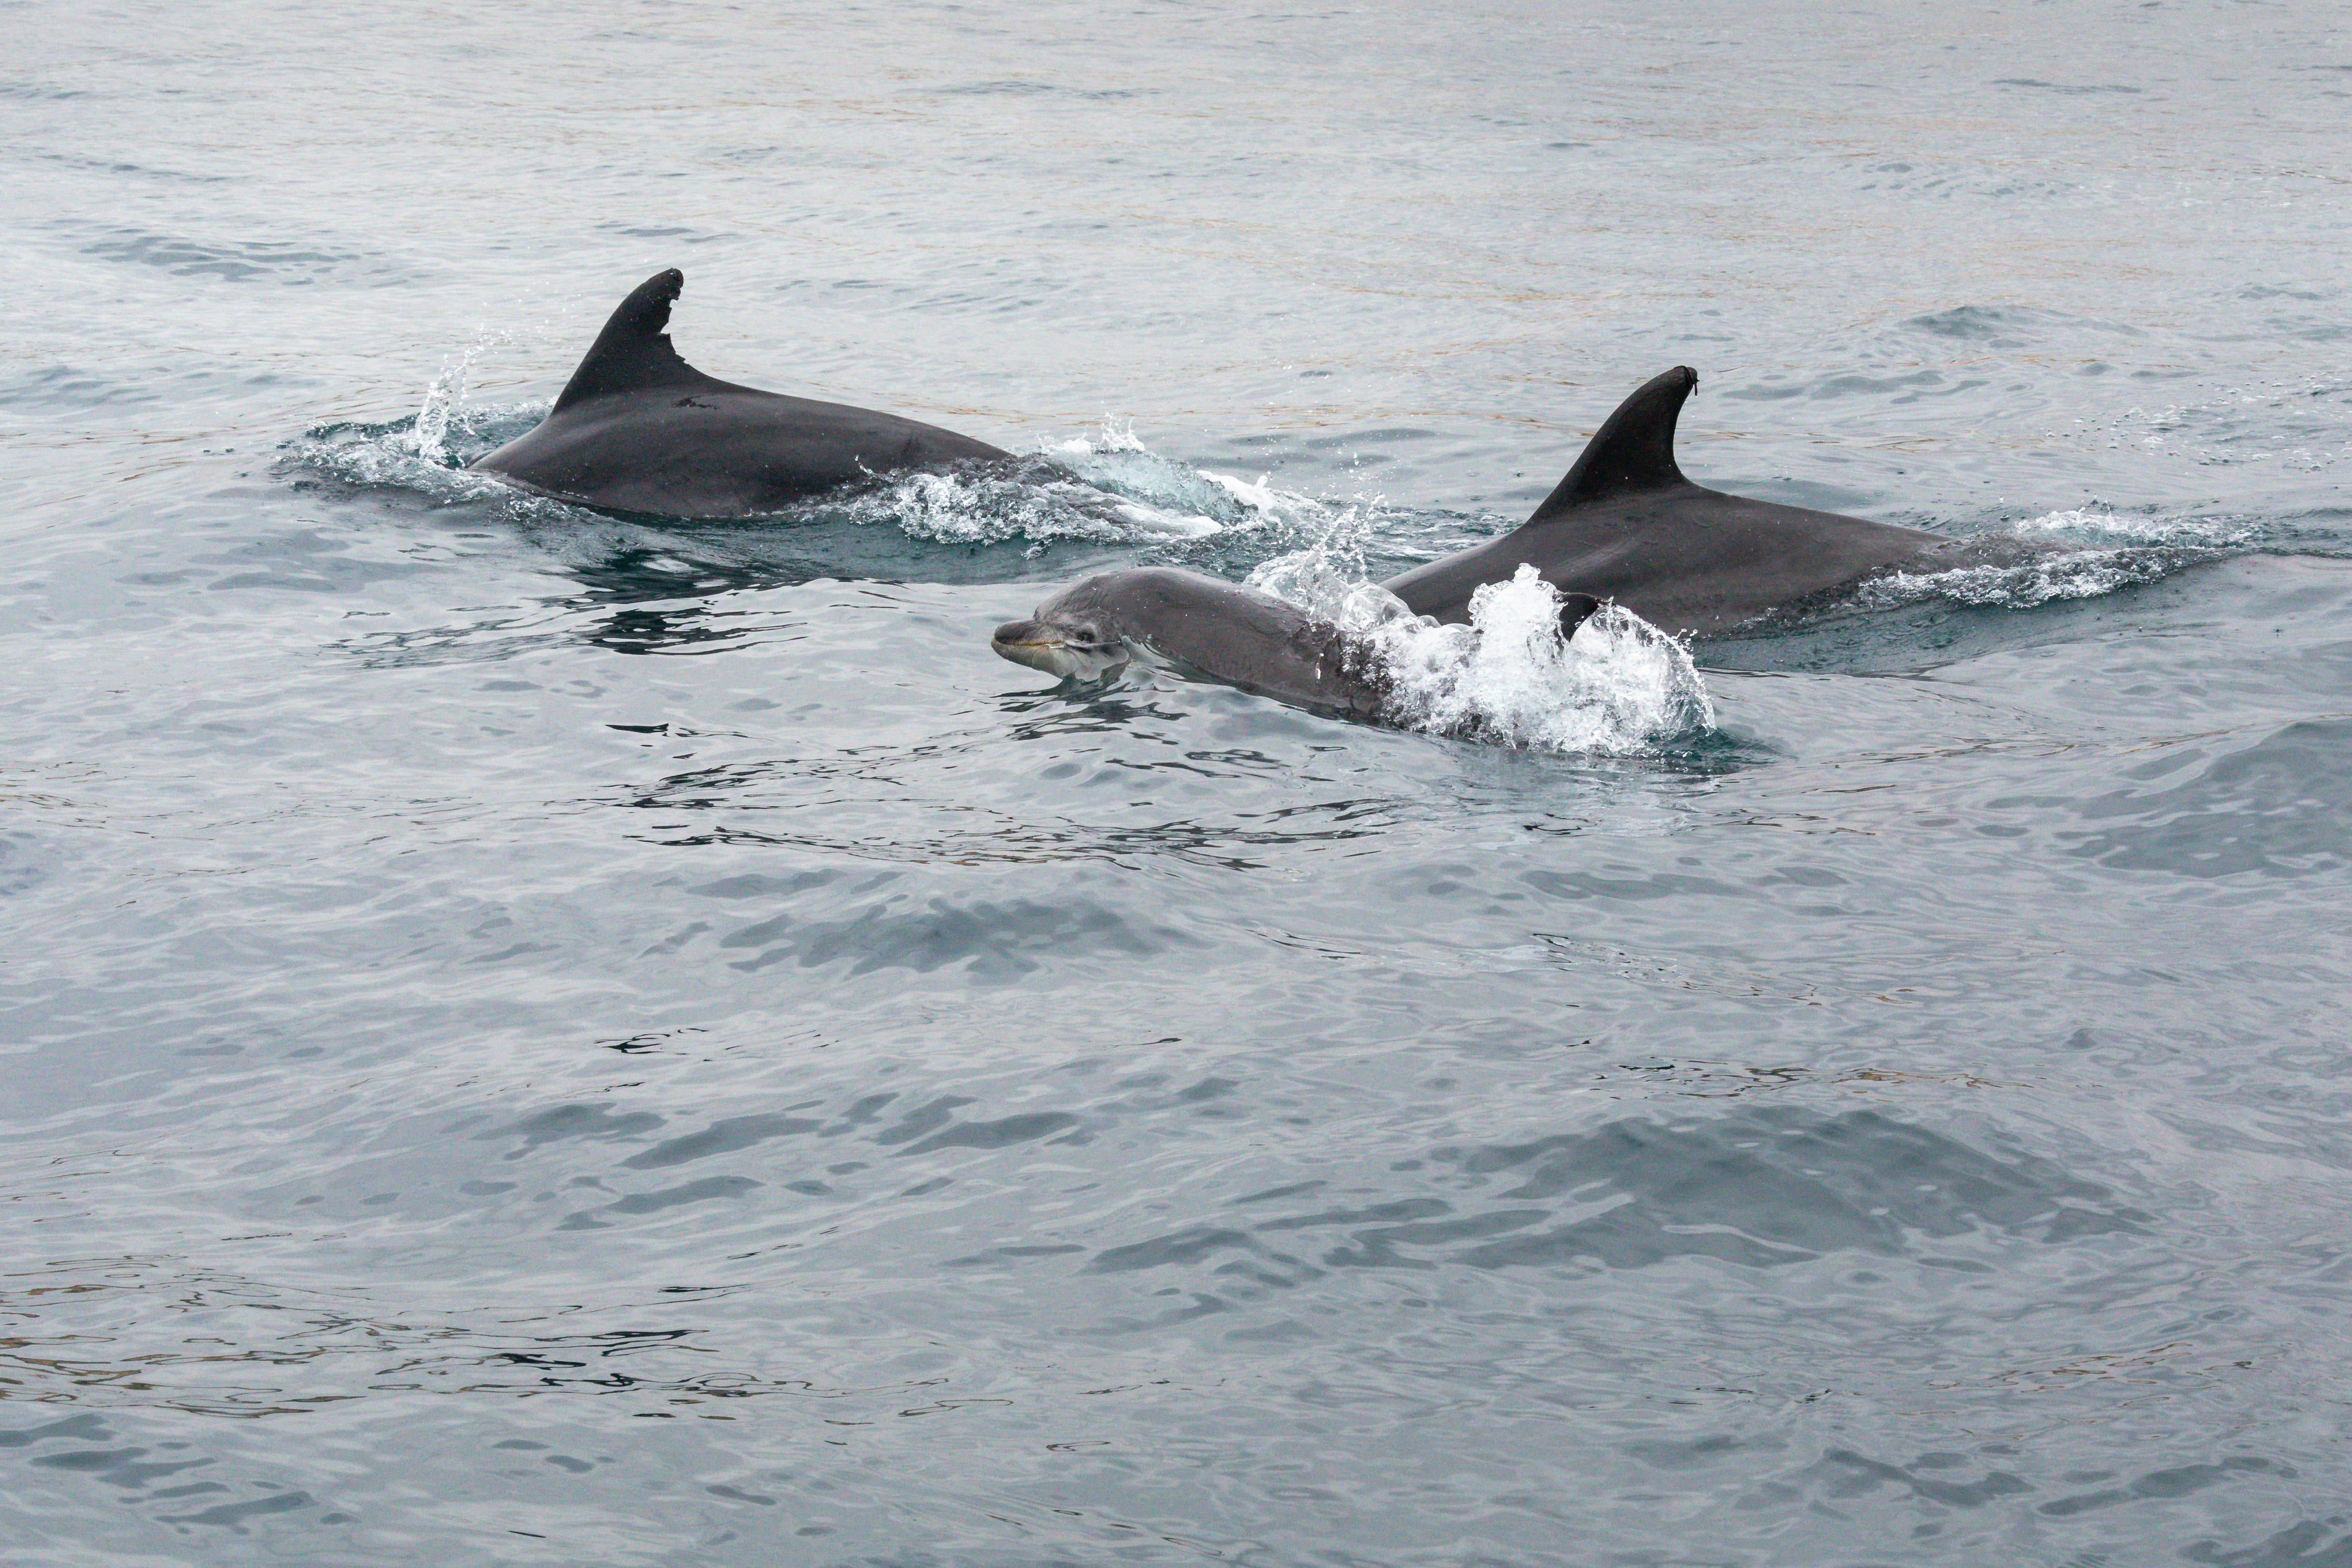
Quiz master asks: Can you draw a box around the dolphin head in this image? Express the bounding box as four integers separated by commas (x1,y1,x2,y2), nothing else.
992,578,1133,680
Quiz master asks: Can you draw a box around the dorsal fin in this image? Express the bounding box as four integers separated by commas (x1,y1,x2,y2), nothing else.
552,269,729,413
1524,365,1698,523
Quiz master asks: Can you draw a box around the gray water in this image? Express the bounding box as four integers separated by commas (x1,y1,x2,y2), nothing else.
6,2,2351,1563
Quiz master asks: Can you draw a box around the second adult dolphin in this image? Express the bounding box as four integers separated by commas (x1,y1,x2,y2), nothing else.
470,269,1009,518
1381,367,1956,636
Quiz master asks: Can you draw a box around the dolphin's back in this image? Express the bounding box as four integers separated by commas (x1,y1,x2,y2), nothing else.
1382,367,1943,636
1078,569,1393,719
469,269,1009,518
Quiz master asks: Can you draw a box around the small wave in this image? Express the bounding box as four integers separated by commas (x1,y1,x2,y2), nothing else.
1044,417,1350,540
838,466,1221,547
284,327,559,512
1846,505,2249,613
791,419,1398,555
286,399,551,517
1252,552,1715,756
1853,547,2183,611
2010,506,2258,550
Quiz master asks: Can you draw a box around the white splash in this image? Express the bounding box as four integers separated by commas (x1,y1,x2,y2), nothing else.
1041,419,1380,549
407,331,510,466
1046,416,1151,458
1854,550,2176,610
1852,503,2247,612
2010,506,2256,549
850,469,1221,546
1252,554,1715,755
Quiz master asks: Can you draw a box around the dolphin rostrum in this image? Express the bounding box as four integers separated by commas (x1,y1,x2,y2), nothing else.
469,269,1009,518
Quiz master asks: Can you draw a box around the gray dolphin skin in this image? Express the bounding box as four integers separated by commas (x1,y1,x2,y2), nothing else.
469,269,1010,518
993,569,1396,719
1380,367,1950,635
993,567,1603,719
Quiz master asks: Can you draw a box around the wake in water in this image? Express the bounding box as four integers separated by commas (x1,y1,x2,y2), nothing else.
1845,505,2260,614
1248,548,1716,756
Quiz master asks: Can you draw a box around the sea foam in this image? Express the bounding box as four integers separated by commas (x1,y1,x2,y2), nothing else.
1251,551,1716,755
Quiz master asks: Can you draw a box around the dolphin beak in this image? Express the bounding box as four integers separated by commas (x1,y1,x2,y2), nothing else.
992,618,1068,674
992,618,1125,680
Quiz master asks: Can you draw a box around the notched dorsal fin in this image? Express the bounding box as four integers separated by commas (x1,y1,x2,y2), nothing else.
1525,365,1698,523
552,269,726,412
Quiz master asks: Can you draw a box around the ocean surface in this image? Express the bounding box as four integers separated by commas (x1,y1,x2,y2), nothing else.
5,2,2350,1563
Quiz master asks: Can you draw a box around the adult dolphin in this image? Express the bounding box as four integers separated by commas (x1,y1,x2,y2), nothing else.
991,567,1600,720
469,269,1009,517
1380,367,1954,636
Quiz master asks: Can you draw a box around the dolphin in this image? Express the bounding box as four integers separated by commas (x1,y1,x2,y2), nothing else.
469,269,1010,517
993,568,1393,719
992,567,1602,720
1380,367,1955,636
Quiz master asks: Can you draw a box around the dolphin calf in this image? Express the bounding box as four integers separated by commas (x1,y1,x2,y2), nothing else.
469,269,1009,517
1380,367,1953,636
992,567,1602,720
993,568,1395,719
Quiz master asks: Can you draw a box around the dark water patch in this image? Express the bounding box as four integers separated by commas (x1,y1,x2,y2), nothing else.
1427,1109,2147,1270
619,746,1409,867
72,225,408,287
0,366,167,413
2188,1517,2352,1566
159,1488,315,1530
24,148,228,183
1994,78,2144,95
717,894,1184,980
1085,1109,2147,1286
1804,1447,2033,1509
930,79,1149,101
944,1242,1088,1267
622,1113,823,1170
195,526,439,596
688,871,840,900
562,573,812,657
1901,304,2066,345
2037,1456,2286,1517
1853,159,2090,202
483,1103,667,1156
0,80,89,101
891,1110,1081,1156
0,833,50,898
598,1175,763,1216
0,364,300,418
2058,719,2352,878
595,221,732,245
0,1414,113,1449
30,1443,212,1489
1623,1431,1784,1470
1720,368,1975,403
